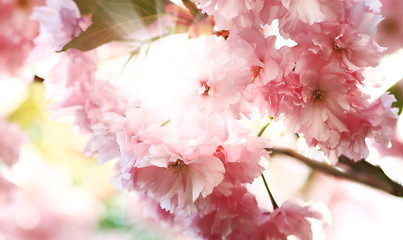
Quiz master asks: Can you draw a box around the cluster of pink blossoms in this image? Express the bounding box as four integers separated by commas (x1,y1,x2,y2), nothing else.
9,0,398,239
0,119,25,211
204,0,397,162
0,0,43,81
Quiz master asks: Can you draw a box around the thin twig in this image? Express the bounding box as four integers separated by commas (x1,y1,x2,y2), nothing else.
258,119,278,209
266,147,403,197
257,119,272,137
261,173,279,209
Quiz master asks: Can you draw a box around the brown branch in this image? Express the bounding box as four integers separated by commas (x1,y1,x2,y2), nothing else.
265,147,403,197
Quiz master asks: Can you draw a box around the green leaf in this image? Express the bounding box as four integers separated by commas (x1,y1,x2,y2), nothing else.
73,0,101,16
387,80,403,115
60,0,165,52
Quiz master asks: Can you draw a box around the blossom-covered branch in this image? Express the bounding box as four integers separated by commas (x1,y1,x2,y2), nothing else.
2,0,403,238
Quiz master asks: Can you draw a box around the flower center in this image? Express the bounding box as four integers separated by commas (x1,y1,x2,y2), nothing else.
311,89,325,102
332,41,344,57
214,145,225,161
251,65,262,82
214,30,230,40
202,82,210,96
168,159,187,176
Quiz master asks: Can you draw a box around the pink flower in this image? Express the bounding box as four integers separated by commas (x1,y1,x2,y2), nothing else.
345,1,383,35
335,94,398,160
192,0,263,30
259,43,396,162
114,107,147,155
44,50,99,131
29,0,103,132
275,0,345,38
29,0,91,85
184,113,269,188
309,24,382,71
81,81,138,164
180,36,252,118
193,0,255,17
190,186,261,240
29,0,86,53
283,69,351,150
365,94,398,146
210,120,268,186
0,0,44,81
0,175,16,205
281,0,336,24
275,0,380,44
230,29,281,84
225,28,286,117
0,120,25,167
259,46,302,116
130,125,225,213
252,199,331,240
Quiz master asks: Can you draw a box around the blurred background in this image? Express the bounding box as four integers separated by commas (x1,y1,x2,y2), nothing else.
0,81,187,240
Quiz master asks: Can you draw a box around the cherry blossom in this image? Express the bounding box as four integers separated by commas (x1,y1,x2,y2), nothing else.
190,185,261,240
0,120,25,167
335,94,398,160
130,124,226,213
0,0,44,81
308,24,382,71
193,0,264,30
252,199,331,240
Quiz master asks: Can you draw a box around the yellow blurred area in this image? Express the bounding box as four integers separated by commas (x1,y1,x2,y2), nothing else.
7,81,116,201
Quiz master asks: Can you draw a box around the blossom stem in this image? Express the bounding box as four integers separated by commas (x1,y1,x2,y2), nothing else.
258,118,278,209
257,117,273,137
261,173,279,209
265,147,403,197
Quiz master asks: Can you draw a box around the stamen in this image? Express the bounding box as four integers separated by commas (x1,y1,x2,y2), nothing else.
168,159,187,176
214,30,230,40
251,65,262,83
202,82,210,96
332,41,344,57
311,89,325,102
216,145,224,152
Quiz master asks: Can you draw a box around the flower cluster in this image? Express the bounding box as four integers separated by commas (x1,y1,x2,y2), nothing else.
204,0,397,162
3,0,398,239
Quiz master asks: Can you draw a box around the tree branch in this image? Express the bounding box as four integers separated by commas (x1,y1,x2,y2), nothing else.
265,147,403,197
